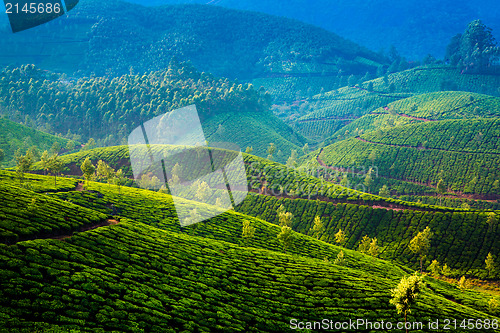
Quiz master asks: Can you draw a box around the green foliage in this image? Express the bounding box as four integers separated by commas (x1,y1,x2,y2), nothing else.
428,260,441,277
485,252,496,278
242,219,255,246
458,275,469,291
409,227,433,273
390,273,424,323
309,215,324,239
80,157,95,188
277,225,294,253
334,228,346,245
333,250,346,266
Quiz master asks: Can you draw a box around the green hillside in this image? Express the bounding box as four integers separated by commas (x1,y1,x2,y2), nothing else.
0,170,498,331
316,118,500,196
0,117,76,168
0,1,384,80
0,64,306,163
294,67,500,142
331,91,500,142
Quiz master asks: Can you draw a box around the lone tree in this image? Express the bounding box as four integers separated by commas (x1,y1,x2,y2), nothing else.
113,169,126,194
15,149,34,184
458,276,469,291
277,225,294,253
409,226,433,273
309,216,324,239
96,160,115,185
40,150,50,175
379,185,390,197
80,157,95,189
334,228,347,246
368,238,380,258
486,213,498,231
358,235,371,254
428,260,441,277
47,154,63,186
390,273,424,333
267,143,276,161
278,210,294,228
334,250,346,266
485,252,496,278
242,219,255,246
436,179,446,205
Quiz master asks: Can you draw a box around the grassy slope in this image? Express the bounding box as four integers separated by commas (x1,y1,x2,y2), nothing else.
317,119,500,195
0,118,74,168
0,171,498,331
295,67,500,142
334,91,500,140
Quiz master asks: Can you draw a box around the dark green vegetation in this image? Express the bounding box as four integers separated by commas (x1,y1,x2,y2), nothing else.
0,117,75,168
0,64,307,163
236,194,500,279
0,1,384,80
0,170,498,331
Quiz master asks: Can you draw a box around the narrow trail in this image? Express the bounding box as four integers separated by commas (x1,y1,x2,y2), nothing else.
47,219,120,241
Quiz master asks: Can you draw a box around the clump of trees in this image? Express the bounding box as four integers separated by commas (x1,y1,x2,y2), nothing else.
446,20,500,73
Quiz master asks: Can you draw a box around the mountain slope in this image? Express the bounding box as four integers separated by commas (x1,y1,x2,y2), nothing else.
295,66,500,142
0,117,76,168
316,118,500,196
0,170,498,331
0,1,384,80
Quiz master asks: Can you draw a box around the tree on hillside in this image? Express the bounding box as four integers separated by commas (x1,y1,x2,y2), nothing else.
446,20,500,73
267,143,276,161
364,171,373,193
379,185,390,197
40,150,50,176
277,225,294,254
80,157,95,189
428,260,441,277
368,238,380,258
0,148,4,168
436,179,446,205
441,264,452,277
278,211,294,228
309,215,324,239
96,160,115,186
15,149,33,185
245,146,253,154
47,154,63,186
409,227,433,274
485,252,496,278
66,140,76,152
458,276,469,291
195,181,211,202
334,228,347,246
334,250,346,266
242,219,255,246
486,213,497,231
358,235,371,254
302,143,309,155
113,169,126,194
286,150,298,168
390,273,424,333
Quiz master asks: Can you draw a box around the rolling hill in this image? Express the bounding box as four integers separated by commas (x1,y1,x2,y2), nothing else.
0,170,498,331
0,0,385,80
314,118,500,197
293,67,500,142
0,117,77,168
0,64,307,164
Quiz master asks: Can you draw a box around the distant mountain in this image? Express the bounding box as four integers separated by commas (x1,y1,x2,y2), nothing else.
121,0,500,60
0,0,385,80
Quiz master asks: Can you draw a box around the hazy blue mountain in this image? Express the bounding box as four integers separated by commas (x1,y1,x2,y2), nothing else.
121,0,500,60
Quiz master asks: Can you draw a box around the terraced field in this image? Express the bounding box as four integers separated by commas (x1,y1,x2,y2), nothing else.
316,118,500,196
0,170,498,331
294,67,500,142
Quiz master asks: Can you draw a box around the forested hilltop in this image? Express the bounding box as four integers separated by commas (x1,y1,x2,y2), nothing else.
0,0,385,80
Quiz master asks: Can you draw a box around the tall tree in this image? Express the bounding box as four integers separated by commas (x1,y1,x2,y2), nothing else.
277,225,293,254
40,150,50,176
334,228,347,246
409,227,433,273
242,219,255,246
47,154,63,186
485,252,495,278
80,157,95,189
113,169,126,194
15,149,33,184
436,179,446,205
390,273,424,333
309,215,324,239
